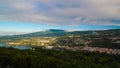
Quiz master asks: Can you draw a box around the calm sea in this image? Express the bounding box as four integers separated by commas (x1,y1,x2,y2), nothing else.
0,43,31,50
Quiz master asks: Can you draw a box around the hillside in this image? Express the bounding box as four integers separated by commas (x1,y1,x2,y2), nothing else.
0,29,120,40
0,47,120,68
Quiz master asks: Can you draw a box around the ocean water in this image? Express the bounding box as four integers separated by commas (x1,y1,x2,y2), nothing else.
0,43,31,50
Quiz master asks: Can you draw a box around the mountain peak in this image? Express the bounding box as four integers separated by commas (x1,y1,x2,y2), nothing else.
46,29,65,32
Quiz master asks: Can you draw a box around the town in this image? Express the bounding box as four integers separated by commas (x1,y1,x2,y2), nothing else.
1,33,120,55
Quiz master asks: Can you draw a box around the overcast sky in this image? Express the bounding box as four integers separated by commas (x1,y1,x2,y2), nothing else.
0,0,120,33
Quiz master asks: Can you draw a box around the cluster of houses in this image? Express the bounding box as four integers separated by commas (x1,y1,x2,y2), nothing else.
80,46,120,55
6,37,56,46
110,37,120,43
42,45,120,55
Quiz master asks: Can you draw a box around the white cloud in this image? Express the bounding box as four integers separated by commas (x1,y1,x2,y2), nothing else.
0,31,27,36
0,0,120,26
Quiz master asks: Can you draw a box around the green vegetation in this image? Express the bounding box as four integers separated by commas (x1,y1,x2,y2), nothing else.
1,29,119,40
51,34,120,49
51,36,85,47
0,29,120,49
0,47,120,68
0,37,56,46
0,29,120,68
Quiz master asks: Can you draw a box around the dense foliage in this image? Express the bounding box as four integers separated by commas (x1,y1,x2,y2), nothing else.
0,47,120,68
0,29,120,49
51,35,120,49
51,36,85,47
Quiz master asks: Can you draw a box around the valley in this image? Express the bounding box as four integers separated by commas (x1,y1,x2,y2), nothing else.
0,29,120,55
0,29,120,68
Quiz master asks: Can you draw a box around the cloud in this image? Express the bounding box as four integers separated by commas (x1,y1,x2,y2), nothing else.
0,0,120,26
0,31,26,36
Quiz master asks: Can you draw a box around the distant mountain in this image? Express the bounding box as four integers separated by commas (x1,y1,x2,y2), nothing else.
22,29,67,37
46,29,66,32
0,29,120,40
0,29,68,40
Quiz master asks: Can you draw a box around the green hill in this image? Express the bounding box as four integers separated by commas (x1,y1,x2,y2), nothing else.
0,29,120,40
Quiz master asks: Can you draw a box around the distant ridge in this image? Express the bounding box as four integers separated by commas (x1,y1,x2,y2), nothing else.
0,29,120,40
46,29,65,32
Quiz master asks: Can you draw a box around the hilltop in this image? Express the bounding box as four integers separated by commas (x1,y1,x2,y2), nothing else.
0,29,120,40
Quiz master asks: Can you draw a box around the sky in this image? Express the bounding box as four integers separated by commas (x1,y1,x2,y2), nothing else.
0,0,120,34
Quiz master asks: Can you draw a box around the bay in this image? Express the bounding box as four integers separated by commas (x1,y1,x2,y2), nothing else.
0,43,31,50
